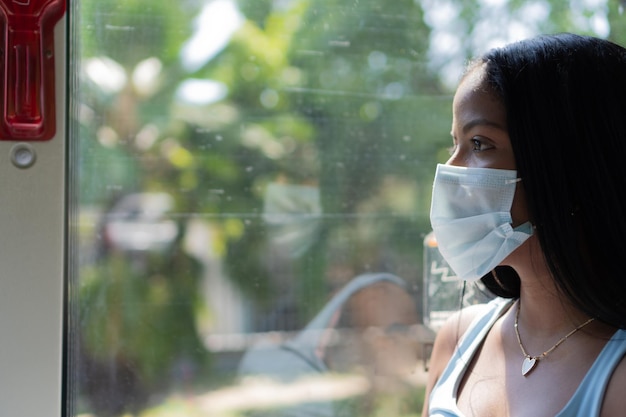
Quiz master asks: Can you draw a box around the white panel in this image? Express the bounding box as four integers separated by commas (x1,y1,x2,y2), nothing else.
0,17,66,417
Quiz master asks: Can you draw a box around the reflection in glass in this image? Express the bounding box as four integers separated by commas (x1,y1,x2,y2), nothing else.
238,273,421,417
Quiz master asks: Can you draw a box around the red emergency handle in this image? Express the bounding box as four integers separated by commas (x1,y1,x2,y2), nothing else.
0,0,66,141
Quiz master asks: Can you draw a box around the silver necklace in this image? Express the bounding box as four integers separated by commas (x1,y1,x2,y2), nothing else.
514,301,595,376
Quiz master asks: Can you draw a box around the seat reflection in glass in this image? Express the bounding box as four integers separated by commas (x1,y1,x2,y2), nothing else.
238,272,423,416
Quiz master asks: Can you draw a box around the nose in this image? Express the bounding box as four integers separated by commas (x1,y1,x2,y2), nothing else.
445,147,466,167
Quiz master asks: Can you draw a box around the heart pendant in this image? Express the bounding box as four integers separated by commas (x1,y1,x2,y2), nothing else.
522,357,537,376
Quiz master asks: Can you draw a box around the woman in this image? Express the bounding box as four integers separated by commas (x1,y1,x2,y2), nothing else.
423,33,626,416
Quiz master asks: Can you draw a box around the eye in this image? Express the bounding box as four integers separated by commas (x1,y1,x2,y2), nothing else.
471,137,494,152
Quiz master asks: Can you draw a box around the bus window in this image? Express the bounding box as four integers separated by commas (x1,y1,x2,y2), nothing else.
67,1,619,416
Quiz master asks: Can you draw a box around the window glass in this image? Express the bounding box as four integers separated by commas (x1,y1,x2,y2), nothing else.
71,1,623,416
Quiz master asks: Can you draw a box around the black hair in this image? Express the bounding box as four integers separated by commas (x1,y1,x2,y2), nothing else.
476,33,626,329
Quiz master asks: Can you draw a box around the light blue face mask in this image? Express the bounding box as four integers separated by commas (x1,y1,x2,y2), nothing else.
429,164,533,282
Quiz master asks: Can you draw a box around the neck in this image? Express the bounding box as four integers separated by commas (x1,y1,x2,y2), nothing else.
518,281,583,337
506,236,591,336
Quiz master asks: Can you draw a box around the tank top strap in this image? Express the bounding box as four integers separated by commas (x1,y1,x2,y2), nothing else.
429,297,514,417
557,329,626,417
437,297,514,385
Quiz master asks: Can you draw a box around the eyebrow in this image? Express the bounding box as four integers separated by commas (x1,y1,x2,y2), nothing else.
461,118,506,134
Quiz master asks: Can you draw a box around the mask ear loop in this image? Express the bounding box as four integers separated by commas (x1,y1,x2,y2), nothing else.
504,177,534,233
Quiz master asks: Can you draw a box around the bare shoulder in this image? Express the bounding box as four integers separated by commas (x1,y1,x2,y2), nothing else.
433,304,488,365
421,302,493,415
428,303,492,375
601,350,626,417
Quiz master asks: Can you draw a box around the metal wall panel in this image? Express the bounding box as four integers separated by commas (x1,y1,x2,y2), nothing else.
0,17,67,417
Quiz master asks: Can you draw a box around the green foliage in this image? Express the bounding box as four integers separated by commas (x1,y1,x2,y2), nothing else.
79,0,197,66
236,0,273,29
608,0,626,42
80,247,209,387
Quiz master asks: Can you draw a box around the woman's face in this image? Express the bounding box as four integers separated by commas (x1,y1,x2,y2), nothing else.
447,65,514,169
447,65,530,228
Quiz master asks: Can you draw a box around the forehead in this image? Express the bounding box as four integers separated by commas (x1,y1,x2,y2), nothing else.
452,66,506,132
